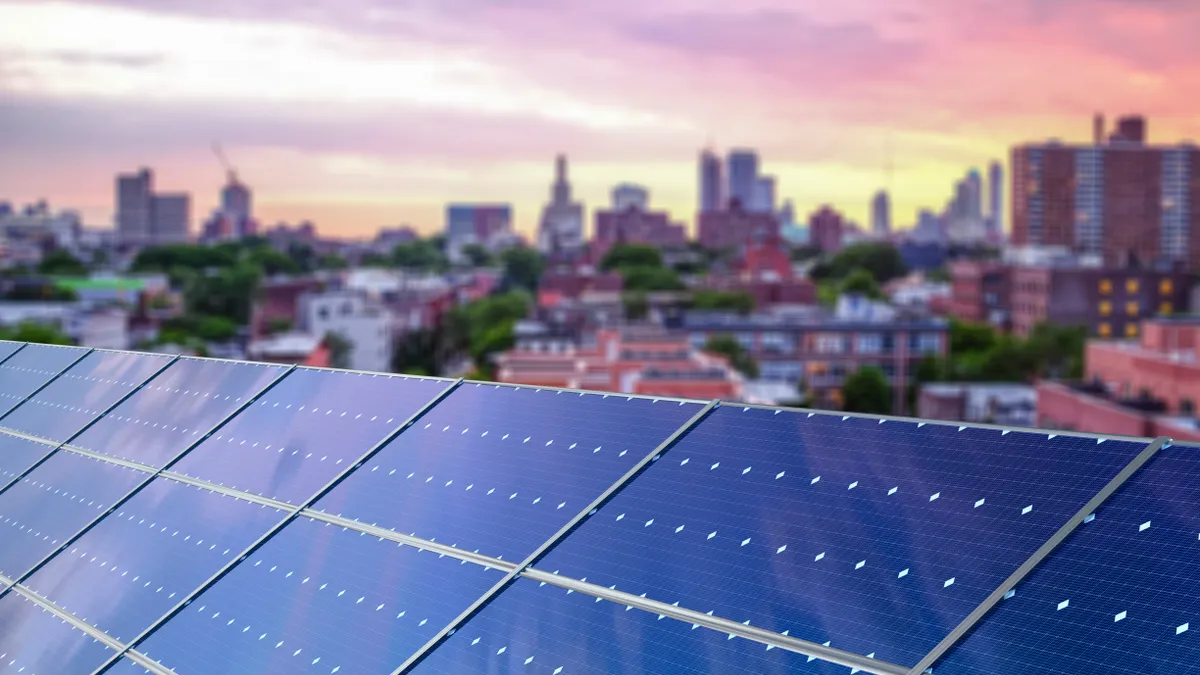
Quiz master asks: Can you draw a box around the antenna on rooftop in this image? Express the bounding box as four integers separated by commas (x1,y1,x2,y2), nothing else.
212,142,239,185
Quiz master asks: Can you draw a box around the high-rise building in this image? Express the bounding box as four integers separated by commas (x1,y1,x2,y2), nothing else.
537,155,585,256
116,168,153,245
221,176,251,225
150,193,190,245
699,150,723,213
1012,114,1200,268
611,183,649,211
988,160,1003,232
809,206,846,253
445,203,513,263
871,190,891,236
965,168,983,221
751,176,776,213
726,150,759,209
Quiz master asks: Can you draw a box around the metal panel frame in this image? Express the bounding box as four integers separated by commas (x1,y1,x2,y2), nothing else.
392,399,720,674
0,341,27,366
90,376,465,675
0,345,94,424
0,361,293,604
461,377,703,405
907,435,1171,674
0,353,177,497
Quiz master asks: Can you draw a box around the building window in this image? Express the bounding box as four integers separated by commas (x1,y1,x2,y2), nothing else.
1161,301,1174,315
1126,279,1139,293
1099,279,1112,294
855,334,883,354
1182,398,1195,415
1126,301,1139,317
1099,300,1112,316
1126,323,1139,338
1098,322,1111,337
1161,279,1174,294
815,334,846,354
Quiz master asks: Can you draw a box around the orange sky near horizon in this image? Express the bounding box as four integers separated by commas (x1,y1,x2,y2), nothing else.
2,0,1199,238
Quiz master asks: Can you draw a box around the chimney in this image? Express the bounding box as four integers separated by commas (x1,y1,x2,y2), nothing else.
1093,113,1105,145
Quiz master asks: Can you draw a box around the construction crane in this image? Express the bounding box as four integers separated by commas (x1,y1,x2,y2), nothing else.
212,142,239,185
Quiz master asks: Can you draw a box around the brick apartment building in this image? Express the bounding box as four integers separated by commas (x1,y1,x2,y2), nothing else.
1036,316,1200,441
949,260,1011,327
697,201,781,251
1012,113,1200,269
592,206,687,261
809,205,846,253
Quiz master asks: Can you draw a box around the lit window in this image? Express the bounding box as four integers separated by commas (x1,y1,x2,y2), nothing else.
1127,301,1139,317
1099,301,1112,316
1098,322,1112,337
1161,279,1174,294
1162,302,1174,315
1126,279,1139,293
1126,323,1139,338
1099,279,1112,294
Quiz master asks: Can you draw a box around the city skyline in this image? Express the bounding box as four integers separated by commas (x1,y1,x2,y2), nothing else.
2,0,1199,237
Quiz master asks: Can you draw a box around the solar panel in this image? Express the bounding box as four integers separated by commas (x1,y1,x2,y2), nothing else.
131,516,507,674
0,351,173,444
170,369,453,504
0,340,24,364
411,577,844,675
0,433,56,489
71,358,286,468
21,477,288,643
100,657,156,675
535,406,1147,667
0,344,89,418
931,441,1200,674
0,591,116,674
314,384,704,561
0,451,145,580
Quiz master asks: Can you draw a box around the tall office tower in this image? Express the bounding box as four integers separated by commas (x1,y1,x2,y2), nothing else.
537,154,585,255
612,183,649,211
726,149,759,209
116,168,154,246
150,193,191,244
751,175,776,213
965,168,983,221
988,160,1003,233
699,149,723,213
871,190,891,236
1012,114,1200,268
221,173,252,234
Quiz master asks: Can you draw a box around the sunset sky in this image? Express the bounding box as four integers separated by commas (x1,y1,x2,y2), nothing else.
2,0,1199,238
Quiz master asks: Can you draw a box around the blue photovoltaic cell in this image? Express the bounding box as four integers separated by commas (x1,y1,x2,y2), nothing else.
135,517,506,675
72,358,285,468
99,657,156,675
0,344,88,418
172,369,451,504
315,384,703,561
413,577,845,675
0,351,172,444
0,451,145,579
0,592,115,675
935,443,1200,675
0,434,54,487
0,340,23,363
23,477,286,643
537,407,1146,667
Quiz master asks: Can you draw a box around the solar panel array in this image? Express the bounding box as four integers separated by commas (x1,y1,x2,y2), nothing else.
0,340,1194,675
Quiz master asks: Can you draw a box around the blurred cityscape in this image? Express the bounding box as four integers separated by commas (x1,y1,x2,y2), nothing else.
3,111,1200,440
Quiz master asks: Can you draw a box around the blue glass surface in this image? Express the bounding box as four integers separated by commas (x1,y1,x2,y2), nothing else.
0,341,23,363
24,477,287,643
99,657,156,675
414,577,843,675
935,443,1200,674
0,592,116,674
172,369,452,504
0,451,146,579
72,358,285,468
316,384,703,560
0,434,54,487
537,407,1146,667
136,516,506,674
0,344,88,418
1,351,172,444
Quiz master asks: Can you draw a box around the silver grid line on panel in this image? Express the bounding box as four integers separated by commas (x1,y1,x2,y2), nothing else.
91,376,467,675
0,353,179,497
0,346,94,426
0,361,295,615
392,399,721,675
907,435,1172,675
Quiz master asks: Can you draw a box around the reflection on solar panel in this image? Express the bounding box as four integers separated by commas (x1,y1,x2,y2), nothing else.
0,344,1189,675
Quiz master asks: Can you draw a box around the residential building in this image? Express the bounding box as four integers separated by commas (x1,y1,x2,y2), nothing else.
0,302,130,349
704,243,816,309
726,150,759,209
246,332,331,367
263,221,319,249
681,306,949,413
116,168,153,246
697,201,781,251
249,276,326,339
298,289,393,373
751,176,776,213
949,260,1012,327
592,205,686,260
988,160,1003,235
871,190,891,236
494,326,743,400
919,383,1037,427
537,155,585,256
699,149,723,213
611,183,649,211
149,193,190,245
1012,114,1200,268
809,205,845,253
445,204,513,264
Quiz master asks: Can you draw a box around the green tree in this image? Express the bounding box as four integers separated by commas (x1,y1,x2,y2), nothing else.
499,246,546,293
38,250,88,276
704,334,760,379
326,331,353,369
391,328,441,375
600,244,663,272
265,317,293,335
461,244,494,268
949,319,999,354
1025,322,1087,379
0,321,74,345
622,266,685,292
813,242,907,284
360,252,392,267
840,268,883,299
691,290,755,313
317,254,348,270
623,291,649,321
789,245,822,262
392,239,449,272
925,267,951,283
842,366,893,414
